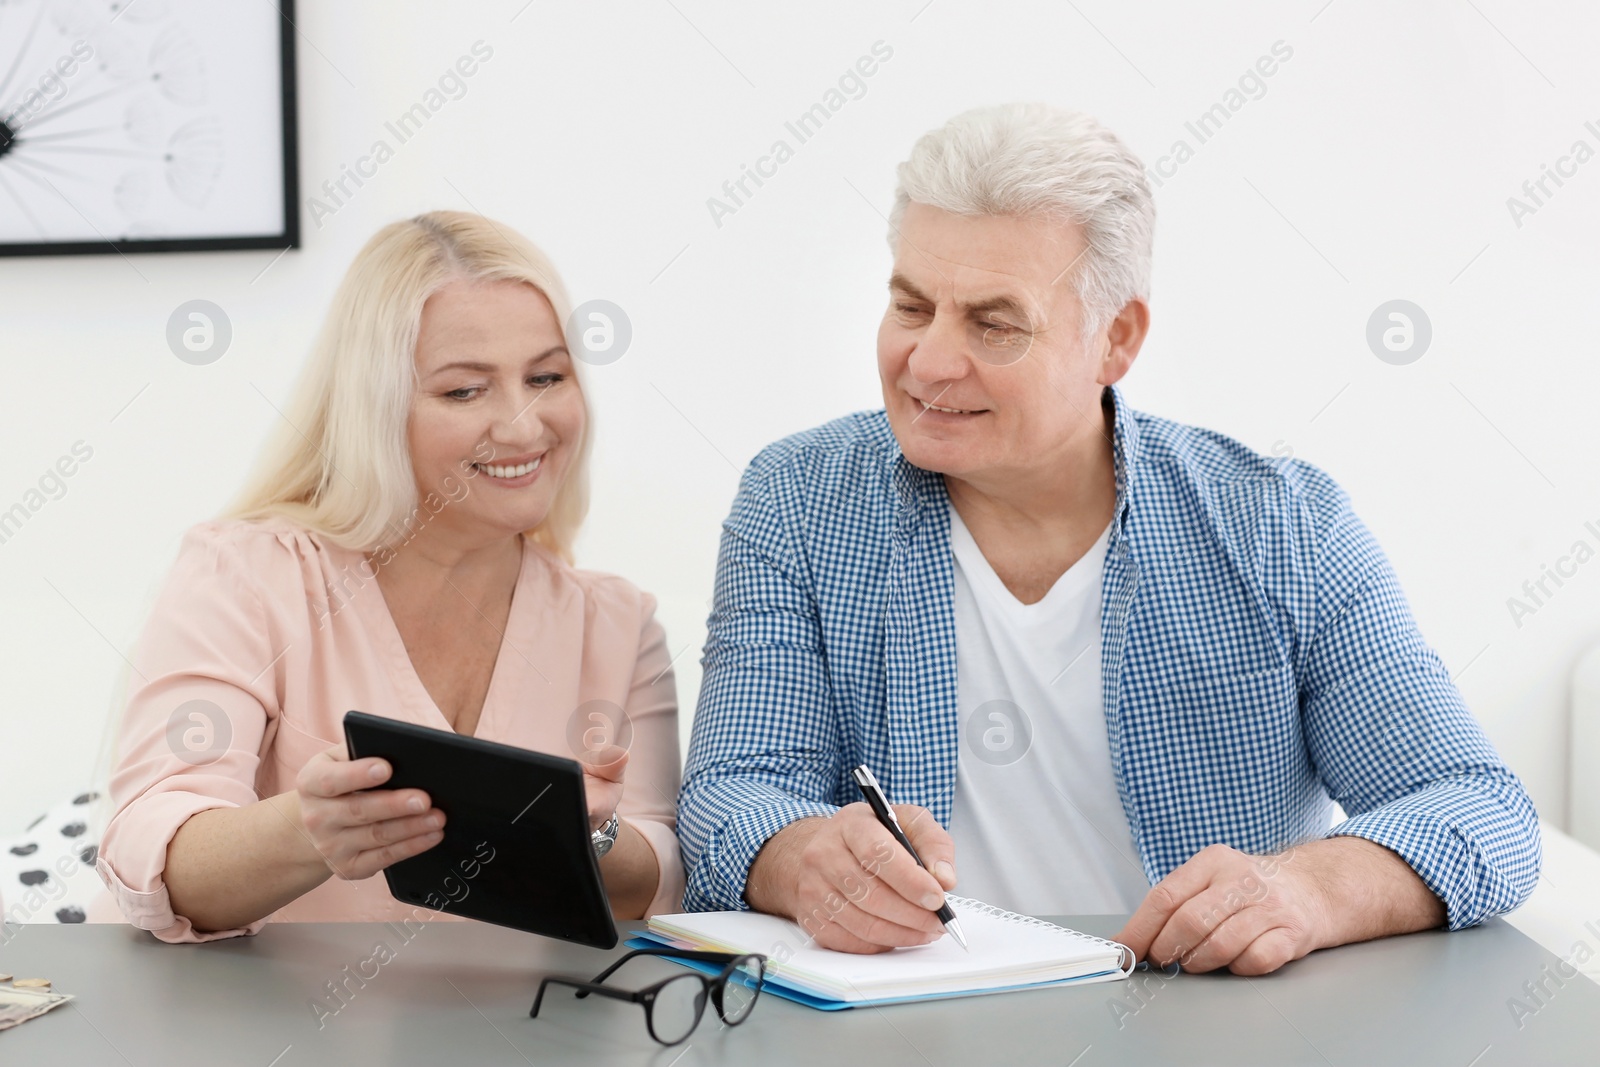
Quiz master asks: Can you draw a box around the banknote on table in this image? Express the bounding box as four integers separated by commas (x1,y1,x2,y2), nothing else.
0,985,74,1031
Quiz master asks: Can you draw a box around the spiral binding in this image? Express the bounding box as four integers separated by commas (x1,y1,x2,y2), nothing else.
947,895,1137,976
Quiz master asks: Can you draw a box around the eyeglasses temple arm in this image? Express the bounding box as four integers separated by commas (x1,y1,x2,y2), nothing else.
590,946,763,986
587,948,650,986
531,975,643,1016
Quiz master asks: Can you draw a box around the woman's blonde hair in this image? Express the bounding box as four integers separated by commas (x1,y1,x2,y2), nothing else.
221,210,592,561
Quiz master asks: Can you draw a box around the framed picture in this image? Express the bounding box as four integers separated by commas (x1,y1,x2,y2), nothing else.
0,0,299,256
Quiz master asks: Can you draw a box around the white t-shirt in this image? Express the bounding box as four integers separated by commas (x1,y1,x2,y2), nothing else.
945,502,1151,916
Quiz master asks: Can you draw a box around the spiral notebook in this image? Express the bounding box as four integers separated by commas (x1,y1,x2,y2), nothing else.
635,896,1134,1010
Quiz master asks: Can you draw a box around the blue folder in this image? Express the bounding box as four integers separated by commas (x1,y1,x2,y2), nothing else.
625,933,1122,1011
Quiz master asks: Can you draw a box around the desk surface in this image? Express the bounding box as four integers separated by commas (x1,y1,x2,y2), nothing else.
1,915,1595,1065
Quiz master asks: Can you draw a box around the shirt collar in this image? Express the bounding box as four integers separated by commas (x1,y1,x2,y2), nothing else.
1105,383,1140,549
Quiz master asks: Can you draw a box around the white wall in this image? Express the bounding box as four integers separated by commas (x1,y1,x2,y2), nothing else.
3,0,1596,844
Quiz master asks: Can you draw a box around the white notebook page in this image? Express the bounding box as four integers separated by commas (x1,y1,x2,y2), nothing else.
647,896,1132,1001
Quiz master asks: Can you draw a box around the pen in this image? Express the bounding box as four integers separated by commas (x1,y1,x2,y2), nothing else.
850,764,969,952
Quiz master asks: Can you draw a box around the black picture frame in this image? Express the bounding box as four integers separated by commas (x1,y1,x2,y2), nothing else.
0,0,300,258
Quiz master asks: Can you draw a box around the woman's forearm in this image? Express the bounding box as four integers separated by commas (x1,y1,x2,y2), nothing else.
600,819,662,920
163,790,334,933
167,793,663,930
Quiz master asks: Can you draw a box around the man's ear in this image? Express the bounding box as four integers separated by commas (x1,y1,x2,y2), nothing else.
1098,298,1150,387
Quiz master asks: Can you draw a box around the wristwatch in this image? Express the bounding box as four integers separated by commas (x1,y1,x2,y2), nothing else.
591,812,620,858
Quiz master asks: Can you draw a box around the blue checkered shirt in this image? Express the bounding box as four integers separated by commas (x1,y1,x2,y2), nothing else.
677,386,1540,928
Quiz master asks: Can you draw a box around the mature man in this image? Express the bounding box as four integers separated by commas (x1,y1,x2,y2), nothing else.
677,103,1539,974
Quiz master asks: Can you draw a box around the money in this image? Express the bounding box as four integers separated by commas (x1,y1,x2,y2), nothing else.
0,986,74,1031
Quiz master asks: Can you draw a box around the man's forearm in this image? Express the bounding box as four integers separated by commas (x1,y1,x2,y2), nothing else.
743,816,827,916
1307,835,1446,946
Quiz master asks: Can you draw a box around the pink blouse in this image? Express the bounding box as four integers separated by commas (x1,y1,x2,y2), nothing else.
94,517,686,942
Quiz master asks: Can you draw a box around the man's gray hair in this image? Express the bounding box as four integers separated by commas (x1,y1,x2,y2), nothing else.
888,102,1155,346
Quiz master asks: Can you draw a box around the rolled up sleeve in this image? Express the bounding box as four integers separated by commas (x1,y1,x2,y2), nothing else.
677,471,843,913
1299,499,1540,929
97,523,280,943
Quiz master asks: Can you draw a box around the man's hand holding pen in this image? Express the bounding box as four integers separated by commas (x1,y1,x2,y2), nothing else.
743,801,960,954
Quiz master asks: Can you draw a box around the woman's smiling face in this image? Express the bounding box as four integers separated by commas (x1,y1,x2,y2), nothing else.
407,278,585,541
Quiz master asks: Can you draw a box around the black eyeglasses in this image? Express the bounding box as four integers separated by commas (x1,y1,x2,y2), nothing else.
530,947,767,1046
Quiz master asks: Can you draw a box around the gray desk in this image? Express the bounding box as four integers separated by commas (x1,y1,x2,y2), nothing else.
2,916,1595,1065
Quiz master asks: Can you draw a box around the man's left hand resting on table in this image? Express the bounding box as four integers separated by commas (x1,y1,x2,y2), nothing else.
1114,837,1447,975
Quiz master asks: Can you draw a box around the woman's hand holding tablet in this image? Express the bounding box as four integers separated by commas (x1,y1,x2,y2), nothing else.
578,745,628,832
294,743,450,882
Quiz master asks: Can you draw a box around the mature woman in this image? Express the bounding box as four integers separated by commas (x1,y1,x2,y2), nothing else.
94,211,684,942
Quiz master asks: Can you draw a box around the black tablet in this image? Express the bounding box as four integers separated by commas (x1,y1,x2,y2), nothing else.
342,710,617,949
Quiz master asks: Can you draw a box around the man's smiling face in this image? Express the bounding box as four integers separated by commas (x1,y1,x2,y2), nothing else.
876,201,1116,482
